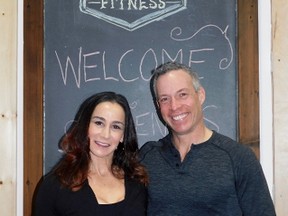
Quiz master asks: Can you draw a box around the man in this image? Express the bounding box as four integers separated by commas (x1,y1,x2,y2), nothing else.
140,62,276,215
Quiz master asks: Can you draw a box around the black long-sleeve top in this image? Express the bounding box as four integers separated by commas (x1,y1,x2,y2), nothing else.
33,173,147,216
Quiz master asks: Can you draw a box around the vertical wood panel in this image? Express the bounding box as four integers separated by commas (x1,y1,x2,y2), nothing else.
272,0,288,214
238,0,260,158
0,0,17,215
24,0,43,215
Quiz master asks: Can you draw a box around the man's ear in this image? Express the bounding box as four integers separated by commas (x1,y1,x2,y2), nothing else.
156,101,160,109
197,87,206,105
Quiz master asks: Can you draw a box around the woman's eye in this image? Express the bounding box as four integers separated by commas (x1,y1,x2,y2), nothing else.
112,125,123,130
94,121,103,126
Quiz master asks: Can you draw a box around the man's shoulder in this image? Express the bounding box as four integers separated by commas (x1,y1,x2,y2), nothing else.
140,139,163,154
139,135,170,160
210,131,256,160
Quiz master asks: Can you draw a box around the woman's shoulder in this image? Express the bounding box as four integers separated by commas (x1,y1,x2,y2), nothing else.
125,177,147,195
125,177,147,204
33,172,63,215
42,172,59,184
35,172,62,195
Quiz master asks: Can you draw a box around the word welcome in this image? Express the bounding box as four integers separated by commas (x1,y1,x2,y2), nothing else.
55,24,233,88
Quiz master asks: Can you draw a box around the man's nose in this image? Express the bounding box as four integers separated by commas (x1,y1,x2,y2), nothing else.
170,97,180,110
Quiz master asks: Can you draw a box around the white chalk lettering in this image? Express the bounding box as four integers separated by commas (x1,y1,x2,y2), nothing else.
170,25,233,69
118,49,139,82
83,51,101,82
90,0,166,10
55,47,82,88
162,49,183,63
54,24,233,88
139,48,157,81
133,111,168,137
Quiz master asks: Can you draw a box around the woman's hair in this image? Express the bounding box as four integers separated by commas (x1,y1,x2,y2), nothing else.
53,91,148,191
151,61,202,100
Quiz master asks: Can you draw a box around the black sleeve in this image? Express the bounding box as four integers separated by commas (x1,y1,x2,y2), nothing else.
32,174,60,216
235,146,276,216
124,179,147,216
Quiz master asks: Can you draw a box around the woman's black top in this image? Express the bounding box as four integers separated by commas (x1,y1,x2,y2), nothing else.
33,173,147,216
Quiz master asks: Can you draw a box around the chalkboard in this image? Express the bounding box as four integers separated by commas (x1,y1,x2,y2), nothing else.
44,0,237,173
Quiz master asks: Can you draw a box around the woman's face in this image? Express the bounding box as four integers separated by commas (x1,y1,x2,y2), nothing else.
88,101,125,160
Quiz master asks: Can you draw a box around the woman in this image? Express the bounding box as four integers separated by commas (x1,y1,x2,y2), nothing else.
33,92,148,216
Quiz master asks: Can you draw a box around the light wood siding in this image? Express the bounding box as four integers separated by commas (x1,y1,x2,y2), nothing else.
0,0,17,215
272,0,288,215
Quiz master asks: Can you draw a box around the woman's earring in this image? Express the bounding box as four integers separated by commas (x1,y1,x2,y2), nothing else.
120,142,125,151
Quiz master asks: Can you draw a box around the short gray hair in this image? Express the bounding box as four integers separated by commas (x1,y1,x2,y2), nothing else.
151,61,202,99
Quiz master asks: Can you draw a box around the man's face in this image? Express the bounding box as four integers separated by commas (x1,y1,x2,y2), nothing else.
156,69,205,136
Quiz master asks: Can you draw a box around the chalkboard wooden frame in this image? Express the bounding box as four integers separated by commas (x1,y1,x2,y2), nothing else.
23,1,259,215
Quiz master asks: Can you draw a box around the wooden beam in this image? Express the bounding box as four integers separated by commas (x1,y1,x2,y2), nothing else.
24,0,43,215
238,0,259,158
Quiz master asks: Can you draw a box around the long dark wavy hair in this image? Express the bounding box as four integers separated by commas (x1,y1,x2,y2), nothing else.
53,91,148,191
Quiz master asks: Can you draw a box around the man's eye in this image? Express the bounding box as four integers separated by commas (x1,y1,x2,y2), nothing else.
179,92,188,98
159,97,168,103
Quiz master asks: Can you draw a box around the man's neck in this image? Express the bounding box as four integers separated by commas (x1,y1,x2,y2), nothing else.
172,126,213,161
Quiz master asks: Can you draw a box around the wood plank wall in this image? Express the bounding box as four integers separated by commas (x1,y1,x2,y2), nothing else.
23,1,259,215
272,0,288,214
0,1,17,215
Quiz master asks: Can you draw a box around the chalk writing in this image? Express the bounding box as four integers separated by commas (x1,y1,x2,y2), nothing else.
170,25,233,69
203,105,220,132
79,0,187,31
44,0,237,174
87,0,166,10
61,105,168,141
55,24,233,88
60,104,219,142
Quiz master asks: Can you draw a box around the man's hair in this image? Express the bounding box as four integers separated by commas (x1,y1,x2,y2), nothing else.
151,61,202,99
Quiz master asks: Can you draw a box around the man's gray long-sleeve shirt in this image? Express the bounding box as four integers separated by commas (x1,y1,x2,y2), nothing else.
139,131,276,216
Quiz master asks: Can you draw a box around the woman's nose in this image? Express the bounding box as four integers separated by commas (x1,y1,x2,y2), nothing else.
101,126,110,138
